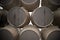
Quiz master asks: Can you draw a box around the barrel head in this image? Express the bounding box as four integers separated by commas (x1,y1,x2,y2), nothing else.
31,6,53,27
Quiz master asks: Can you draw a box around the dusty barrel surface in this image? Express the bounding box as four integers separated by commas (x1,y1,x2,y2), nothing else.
42,0,60,11
21,0,40,12
41,26,60,40
53,8,60,27
0,9,8,27
7,7,30,27
31,6,54,28
0,25,19,40
0,0,21,10
19,25,41,40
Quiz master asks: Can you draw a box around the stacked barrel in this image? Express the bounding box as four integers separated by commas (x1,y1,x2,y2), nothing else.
0,0,60,40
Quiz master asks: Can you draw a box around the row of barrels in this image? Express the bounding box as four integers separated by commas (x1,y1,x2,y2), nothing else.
0,0,60,40
1,6,60,28
0,0,60,11
42,0,60,11
0,25,60,40
0,0,40,12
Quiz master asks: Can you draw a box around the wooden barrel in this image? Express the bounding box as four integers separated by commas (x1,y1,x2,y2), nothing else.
0,25,19,40
42,0,60,11
53,8,60,27
21,0,40,12
0,0,21,10
41,25,60,40
19,25,41,40
0,9,8,27
31,6,54,28
7,7,30,28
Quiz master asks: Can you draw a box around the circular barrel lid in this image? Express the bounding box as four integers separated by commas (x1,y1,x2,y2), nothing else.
0,29,14,40
20,25,41,40
53,8,60,27
21,0,40,12
0,0,21,10
7,7,30,27
0,9,8,27
0,25,18,40
48,0,60,5
31,6,54,27
41,26,60,40
20,30,39,40
47,30,60,40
